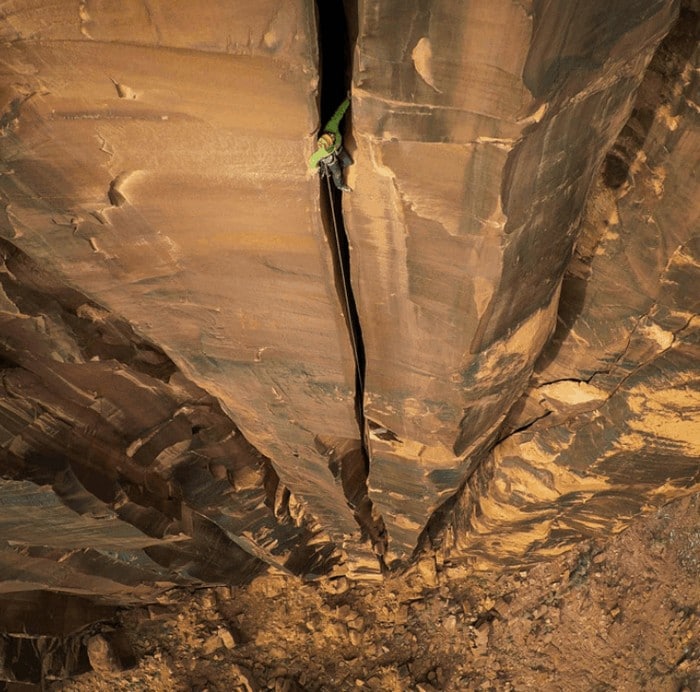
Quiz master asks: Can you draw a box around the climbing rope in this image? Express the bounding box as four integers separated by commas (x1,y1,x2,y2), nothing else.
324,171,364,401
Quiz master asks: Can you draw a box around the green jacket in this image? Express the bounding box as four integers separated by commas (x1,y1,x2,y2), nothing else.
308,98,350,170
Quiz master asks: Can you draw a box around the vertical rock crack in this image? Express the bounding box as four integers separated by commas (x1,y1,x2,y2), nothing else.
316,0,388,562
316,0,365,432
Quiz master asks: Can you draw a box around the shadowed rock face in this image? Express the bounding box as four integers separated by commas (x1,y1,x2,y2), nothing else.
0,0,698,611
0,239,342,599
0,0,377,585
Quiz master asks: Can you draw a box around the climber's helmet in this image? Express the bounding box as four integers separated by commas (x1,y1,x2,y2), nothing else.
318,132,335,152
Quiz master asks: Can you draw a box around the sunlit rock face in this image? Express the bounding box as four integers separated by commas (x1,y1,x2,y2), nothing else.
440,5,700,569
0,0,697,604
0,0,376,592
345,0,687,558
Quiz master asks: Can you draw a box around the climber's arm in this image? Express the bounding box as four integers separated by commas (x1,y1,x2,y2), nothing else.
308,98,350,171
323,98,350,136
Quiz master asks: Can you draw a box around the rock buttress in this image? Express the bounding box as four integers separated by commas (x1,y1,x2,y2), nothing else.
0,1,378,574
442,3,700,570
344,0,680,559
0,239,344,599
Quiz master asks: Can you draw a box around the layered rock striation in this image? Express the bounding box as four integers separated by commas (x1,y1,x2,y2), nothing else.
442,6,700,569
0,0,378,590
346,0,685,558
0,0,697,603
0,239,342,599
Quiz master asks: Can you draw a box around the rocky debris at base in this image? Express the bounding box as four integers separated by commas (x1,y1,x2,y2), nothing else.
86,635,123,674
58,492,700,691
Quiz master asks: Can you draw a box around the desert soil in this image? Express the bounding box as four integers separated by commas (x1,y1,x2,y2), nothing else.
60,491,700,691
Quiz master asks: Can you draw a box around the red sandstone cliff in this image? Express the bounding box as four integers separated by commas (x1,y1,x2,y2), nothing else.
0,1,697,608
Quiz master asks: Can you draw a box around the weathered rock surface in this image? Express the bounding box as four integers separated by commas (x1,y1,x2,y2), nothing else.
0,0,378,581
441,7,700,568
0,0,697,618
0,239,342,598
346,0,683,557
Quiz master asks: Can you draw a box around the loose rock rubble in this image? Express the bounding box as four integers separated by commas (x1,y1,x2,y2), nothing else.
60,492,699,691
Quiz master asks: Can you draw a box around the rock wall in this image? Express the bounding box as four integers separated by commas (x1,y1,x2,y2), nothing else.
440,5,700,570
0,239,341,599
346,0,682,558
0,0,697,599
0,0,378,584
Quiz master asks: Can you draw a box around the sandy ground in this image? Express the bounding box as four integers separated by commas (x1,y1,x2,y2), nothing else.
57,491,700,691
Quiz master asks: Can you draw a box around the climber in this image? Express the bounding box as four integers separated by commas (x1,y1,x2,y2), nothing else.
308,97,353,192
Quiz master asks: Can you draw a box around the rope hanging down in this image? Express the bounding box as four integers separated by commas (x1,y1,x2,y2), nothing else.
325,172,363,400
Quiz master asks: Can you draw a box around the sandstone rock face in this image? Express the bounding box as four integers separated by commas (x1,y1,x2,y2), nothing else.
0,0,697,603
441,7,700,569
0,0,378,586
0,240,343,598
346,0,682,558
